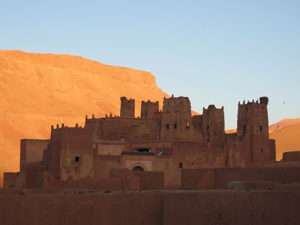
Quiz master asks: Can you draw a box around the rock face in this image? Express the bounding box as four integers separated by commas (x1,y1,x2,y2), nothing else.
0,50,167,181
270,119,300,160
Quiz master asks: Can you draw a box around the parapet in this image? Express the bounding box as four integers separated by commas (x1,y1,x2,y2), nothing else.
260,96,269,105
238,96,269,106
120,96,135,103
203,105,224,112
51,123,83,131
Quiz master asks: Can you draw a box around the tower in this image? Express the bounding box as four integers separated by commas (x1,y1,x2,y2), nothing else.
160,96,192,140
141,100,159,119
237,97,275,164
120,97,135,118
202,105,225,147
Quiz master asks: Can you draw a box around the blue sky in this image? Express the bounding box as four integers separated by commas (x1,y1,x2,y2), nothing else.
1,0,300,128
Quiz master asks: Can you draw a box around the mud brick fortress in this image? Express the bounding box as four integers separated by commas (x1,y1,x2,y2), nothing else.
6,95,294,189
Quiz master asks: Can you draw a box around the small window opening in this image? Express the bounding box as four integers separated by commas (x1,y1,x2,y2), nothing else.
74,156,80,163
174,123,177,129
259,125,263,133
133,166,144,172
179,162,183,169
261,148,264,153
166,124,170,129
136,148,150,153
243,125,247,135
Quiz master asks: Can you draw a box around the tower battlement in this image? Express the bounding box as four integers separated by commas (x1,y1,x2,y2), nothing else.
238,96,269,106
162,95,191,114
203,104,224,112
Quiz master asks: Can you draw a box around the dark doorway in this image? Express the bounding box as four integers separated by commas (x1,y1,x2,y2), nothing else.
132,166,144,172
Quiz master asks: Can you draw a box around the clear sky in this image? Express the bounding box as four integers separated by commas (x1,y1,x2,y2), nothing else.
1,0,300,128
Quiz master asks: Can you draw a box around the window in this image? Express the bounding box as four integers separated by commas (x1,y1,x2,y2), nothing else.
174,123,177,129
261,148,264,153
74,156,80,163
179,162,183,169
186,122,190,129
133,166,144,172
259,125,263,133
243,125,247,135
166,124,170,129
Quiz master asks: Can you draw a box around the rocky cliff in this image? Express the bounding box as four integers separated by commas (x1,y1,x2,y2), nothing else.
0,50,167,181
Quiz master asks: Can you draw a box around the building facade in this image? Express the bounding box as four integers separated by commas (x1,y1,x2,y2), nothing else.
5,96,276,189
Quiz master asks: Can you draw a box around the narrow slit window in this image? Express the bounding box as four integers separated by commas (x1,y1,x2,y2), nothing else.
179,162,183,169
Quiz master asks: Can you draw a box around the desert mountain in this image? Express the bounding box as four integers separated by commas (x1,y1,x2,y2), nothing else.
0,50,168,183
270,118,300,160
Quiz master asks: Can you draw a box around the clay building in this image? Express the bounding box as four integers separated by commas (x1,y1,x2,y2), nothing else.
4,95,277,189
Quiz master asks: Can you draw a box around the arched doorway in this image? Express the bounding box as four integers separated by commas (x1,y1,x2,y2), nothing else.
132,165,144,172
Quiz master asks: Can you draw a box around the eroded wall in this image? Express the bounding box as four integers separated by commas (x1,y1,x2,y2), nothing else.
0,192,163,225
0,191,300,225
164,191,300,225
181,167,300,189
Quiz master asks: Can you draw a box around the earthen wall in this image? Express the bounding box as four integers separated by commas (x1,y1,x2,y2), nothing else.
20,139,49,171
0,191,300,225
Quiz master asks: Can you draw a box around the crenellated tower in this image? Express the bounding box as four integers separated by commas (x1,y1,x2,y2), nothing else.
202,105,225,147
160,95,192,140
120,97,135,118
237,97,275,164
141,100,159,119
